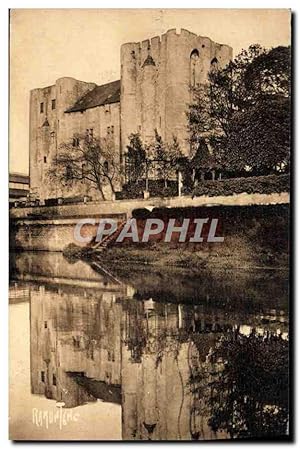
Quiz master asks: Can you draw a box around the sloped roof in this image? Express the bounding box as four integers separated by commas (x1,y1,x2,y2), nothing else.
9,173,29,184
65,80,120,113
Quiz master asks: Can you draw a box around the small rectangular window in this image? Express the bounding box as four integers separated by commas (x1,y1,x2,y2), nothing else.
44,156,47,163
44,321,47,329
40,102,44,113
51,99,56,110
53,374,57,386
41,371,45,382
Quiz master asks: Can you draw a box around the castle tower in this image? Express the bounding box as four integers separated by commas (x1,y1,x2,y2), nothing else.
120,29,232,156
29,77,96,200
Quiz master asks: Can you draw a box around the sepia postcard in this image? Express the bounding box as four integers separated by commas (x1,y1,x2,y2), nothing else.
9,8,291,441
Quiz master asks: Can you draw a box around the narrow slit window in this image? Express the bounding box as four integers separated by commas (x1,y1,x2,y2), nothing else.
51,99,56,110
40,102,44,113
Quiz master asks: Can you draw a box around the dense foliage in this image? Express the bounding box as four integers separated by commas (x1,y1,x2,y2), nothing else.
191,174,289,197
207,331,289,438
187,45,291,176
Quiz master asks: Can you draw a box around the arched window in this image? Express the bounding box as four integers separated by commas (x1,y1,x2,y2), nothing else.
211,57,219,72
190,49,199,59
190,49,200,87
103,160,109,173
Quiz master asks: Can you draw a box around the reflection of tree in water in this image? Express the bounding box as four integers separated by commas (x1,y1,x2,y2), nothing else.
189,329,289,439
123,300,186,366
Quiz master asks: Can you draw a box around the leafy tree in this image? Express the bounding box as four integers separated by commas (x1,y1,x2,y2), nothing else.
150,130,183,188
226,95,290,173
187,45,291,176
207,330,289,439
48,134,119,200
125,133,147,184
126,131,183,191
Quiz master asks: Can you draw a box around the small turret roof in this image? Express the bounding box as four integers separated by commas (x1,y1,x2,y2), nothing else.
142,55,156,68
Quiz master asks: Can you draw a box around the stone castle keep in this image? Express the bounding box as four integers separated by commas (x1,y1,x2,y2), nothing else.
29,29,232,201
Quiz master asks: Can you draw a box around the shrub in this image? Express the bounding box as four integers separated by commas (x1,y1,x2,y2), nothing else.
192,174,289,197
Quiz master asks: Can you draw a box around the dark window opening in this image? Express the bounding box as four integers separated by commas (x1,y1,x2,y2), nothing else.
53,374,57,386
72,136,79,147
51,99,56,110
44,156,47,163
190,49,200,87
66,164,72,180
41,371,45,382
190,49,200,59
86,129,93,142
44,321,47,329
211,57,219,72
40,102,44,113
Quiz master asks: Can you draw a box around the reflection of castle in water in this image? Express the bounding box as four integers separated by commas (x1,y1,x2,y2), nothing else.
11,252,288,440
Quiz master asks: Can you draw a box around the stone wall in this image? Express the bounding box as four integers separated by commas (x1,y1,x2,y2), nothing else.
120,29,232,154
29,77,121,202
29,29,233,204
10,192,289,252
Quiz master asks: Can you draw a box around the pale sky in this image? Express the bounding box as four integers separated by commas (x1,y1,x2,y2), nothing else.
10,8,291,174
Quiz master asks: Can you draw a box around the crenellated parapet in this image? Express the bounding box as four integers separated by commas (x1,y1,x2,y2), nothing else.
29,28,233,202
120,29,232,155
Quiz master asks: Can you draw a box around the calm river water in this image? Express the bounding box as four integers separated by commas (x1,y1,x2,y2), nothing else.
9,251,289,440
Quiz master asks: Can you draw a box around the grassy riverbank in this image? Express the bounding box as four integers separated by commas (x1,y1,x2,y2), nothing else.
64,203,289,272
64,239,288,272
100,246,287,271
